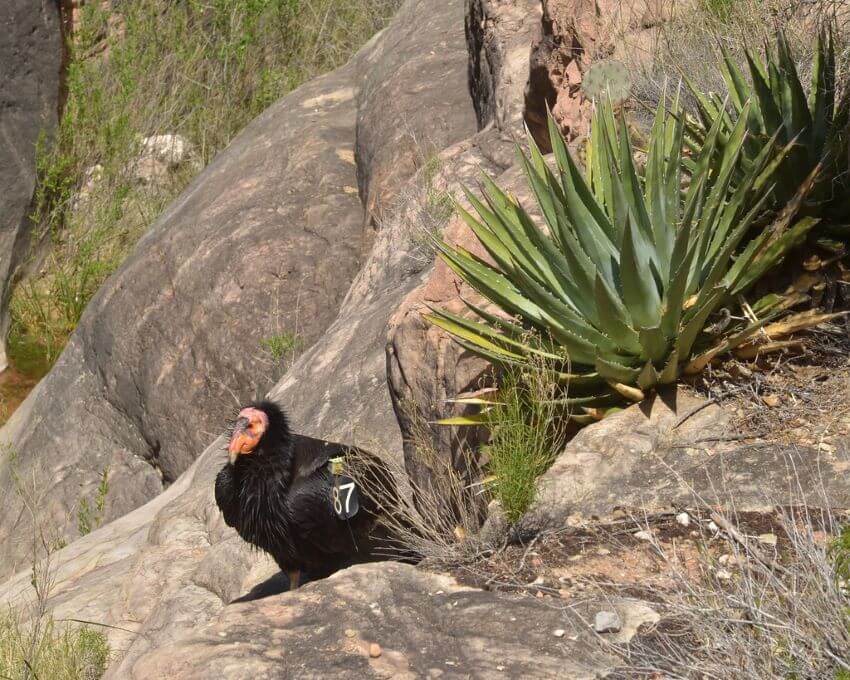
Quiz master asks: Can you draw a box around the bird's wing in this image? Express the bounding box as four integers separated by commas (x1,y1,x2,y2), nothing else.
289,434,338,480
287,471,365,558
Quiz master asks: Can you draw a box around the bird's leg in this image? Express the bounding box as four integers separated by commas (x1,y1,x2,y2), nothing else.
287,570,301,590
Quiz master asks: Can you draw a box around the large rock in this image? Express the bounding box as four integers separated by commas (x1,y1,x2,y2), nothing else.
121,561,646,679
0,0,63,372
0,0,477,580
531,387,850,527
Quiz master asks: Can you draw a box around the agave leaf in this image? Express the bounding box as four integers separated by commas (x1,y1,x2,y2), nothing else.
761,310,848,338
424,311,526,360
684,314,774,374
619,216,662,328
594,272,641,354
595,354,641,383
548,114,619,248
658,348,680,383
733,338,804,360
608,381,645,402
638,325,669,364
434,413,492,426
745,50,783,139
636,362,660,390
809,30,833,160
776,32,813,147
720,43,752,116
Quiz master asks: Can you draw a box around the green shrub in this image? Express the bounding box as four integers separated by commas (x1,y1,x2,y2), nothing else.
685,29,850,224
426,98,816,413
260,332,303,362
478,367,566,523
10,0,401,377
0,612,109,680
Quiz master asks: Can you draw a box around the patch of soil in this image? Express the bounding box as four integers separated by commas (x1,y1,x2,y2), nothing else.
448,509,837,603
0,366,40,426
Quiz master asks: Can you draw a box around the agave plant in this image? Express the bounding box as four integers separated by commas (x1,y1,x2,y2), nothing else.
426,98,818,412
686,29,850,221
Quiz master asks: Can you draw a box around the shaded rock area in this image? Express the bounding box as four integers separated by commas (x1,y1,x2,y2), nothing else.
0,0,64,373
0,0,476,580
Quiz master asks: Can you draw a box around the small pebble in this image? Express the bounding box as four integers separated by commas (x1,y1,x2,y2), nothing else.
344,629,357,638
716,569,732,581
762,394,781,408
594,610,622,634
708,521,720,533
676,512,690,527
596,547,611,556
718,554,734,566
553,629,566,638
369,643,382,658
634,530,653,542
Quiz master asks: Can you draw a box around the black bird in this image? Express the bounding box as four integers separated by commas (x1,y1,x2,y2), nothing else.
214,400,401,588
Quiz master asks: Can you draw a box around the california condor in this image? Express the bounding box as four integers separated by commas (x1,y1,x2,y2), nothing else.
214,400,402,588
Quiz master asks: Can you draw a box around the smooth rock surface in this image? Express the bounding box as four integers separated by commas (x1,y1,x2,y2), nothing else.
531,387,850,527
119,562,632,680
0,0,63,372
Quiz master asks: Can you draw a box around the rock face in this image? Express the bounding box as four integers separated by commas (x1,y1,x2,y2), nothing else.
0,0,477,580
121,562,638,679
0,0,64,372
531,387,850,527
386,0,541,495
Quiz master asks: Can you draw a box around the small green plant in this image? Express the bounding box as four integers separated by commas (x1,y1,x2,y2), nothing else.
260,332,302,362
478,366,566,523
0,611,109,680
685,29,850,223
77,468,109,537
700,0,735,22
427,97,817,413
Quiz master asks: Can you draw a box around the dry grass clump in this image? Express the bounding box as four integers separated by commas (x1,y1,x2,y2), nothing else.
608,506,850,679
352,364,567,568
631,0,850,109
1,450,110,679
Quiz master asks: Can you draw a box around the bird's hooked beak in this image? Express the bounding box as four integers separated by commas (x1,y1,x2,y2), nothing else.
228,407,269,464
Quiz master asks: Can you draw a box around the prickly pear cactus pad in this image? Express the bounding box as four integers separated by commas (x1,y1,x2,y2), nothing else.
581,60,631,105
